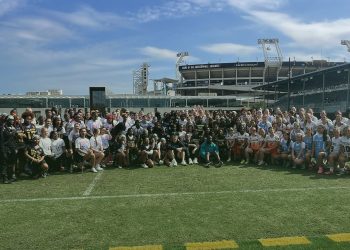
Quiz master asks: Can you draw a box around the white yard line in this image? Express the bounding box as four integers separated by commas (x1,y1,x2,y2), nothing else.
82,171,103,196
1,186,350,203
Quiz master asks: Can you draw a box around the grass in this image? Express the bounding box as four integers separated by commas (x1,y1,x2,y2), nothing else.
1,163,350,250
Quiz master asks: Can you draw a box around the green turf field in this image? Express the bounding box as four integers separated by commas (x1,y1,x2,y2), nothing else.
1,164,350,250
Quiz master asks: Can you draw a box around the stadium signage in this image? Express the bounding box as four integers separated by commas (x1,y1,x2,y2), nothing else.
179,62,263,70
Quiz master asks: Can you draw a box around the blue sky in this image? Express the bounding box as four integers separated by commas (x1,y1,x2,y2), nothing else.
0,0,350,95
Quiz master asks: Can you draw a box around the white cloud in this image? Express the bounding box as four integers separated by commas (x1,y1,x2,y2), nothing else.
0,17,75,44
49,6,130,30
200,43,259,55
226,0,286,11
133,0,285,22
247,10,350,49
0,0,23,16
140,46,178,60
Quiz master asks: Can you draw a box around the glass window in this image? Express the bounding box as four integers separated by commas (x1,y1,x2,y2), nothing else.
71,98,85,108
128,98,149,107
208,99,228,107
187,98,207,107
171,98,186,107
47,98,70,108
149,98,170,107
0,98,47,108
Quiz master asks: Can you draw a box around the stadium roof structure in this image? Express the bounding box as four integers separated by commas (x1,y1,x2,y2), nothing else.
153,77,178,83
252,62,350,93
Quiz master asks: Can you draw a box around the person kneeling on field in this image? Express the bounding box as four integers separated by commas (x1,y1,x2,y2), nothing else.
138,137,155,168
113,135,128,169
75,128,100,173
24,135,49,178
291,133,306,169
199,135,223,168
165,133,187,167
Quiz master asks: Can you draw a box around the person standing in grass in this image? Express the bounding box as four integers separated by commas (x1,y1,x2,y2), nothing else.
75,128,98,173
225,127,236,162
199,135,223,167
113,135,128,169
50,130,66,171
304,127,313,169
338,126,350,174
312,124,331,174
259,126,280,166
326,128,341,174
89,128,105,171
291,133,306,169
245,127,263,165
234,124,249,164
279,132,292,168
24,135,49,178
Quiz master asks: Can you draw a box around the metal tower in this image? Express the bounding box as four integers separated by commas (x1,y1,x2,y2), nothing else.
258,38,283,84
176,51,189,82
341,40,350,52
133,63,149,95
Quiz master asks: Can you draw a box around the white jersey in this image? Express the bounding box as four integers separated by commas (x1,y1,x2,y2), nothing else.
75,137,90,156
51,138,65,158
331,137,341,154
39,137,52,156
265,134,280,147
90,135,103,151
340,136,350,154
235,132,249,145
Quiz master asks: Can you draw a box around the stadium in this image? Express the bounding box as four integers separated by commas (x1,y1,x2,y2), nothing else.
1,38,350,250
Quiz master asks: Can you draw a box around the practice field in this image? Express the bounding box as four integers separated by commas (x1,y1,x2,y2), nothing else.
1,164,350,250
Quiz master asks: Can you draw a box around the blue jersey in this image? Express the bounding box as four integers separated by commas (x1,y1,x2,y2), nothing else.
292,141,305,157
313,133,329,156
304,136,312,151
280,138,290,153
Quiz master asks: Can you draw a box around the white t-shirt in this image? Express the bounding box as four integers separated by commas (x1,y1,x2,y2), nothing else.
340,136,350,154
101,134,111,149
51,138,65,158
39,137,52,156
75,137,90,156
331,137,341,154
90,136,103,151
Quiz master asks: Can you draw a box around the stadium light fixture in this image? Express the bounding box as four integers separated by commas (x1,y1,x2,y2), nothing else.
341,40,350,52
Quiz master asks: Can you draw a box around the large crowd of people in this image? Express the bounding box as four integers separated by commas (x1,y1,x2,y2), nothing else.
1,105,350,184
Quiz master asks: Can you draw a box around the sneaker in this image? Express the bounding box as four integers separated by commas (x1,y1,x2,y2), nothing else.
181,160,187,166
141,163,149,169
188,158,193,165
41,172,48,178
159,160,164,165
3,177,11,184
193,158,198,164
292,165,297,169
205,161,212,168
91,167,98,173
216,161,223,168
240,159,246,164
258,160,265,166
245,160,250,165
96,166,104,171
317,166,324,174
170,159,177,167
226,157,231,163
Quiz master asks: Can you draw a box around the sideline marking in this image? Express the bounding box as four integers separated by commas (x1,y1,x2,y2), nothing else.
82,171,103,196
259,236,311,247
186,240,238,250
327,233,350,242
109,245,163,250
1,186,350,203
